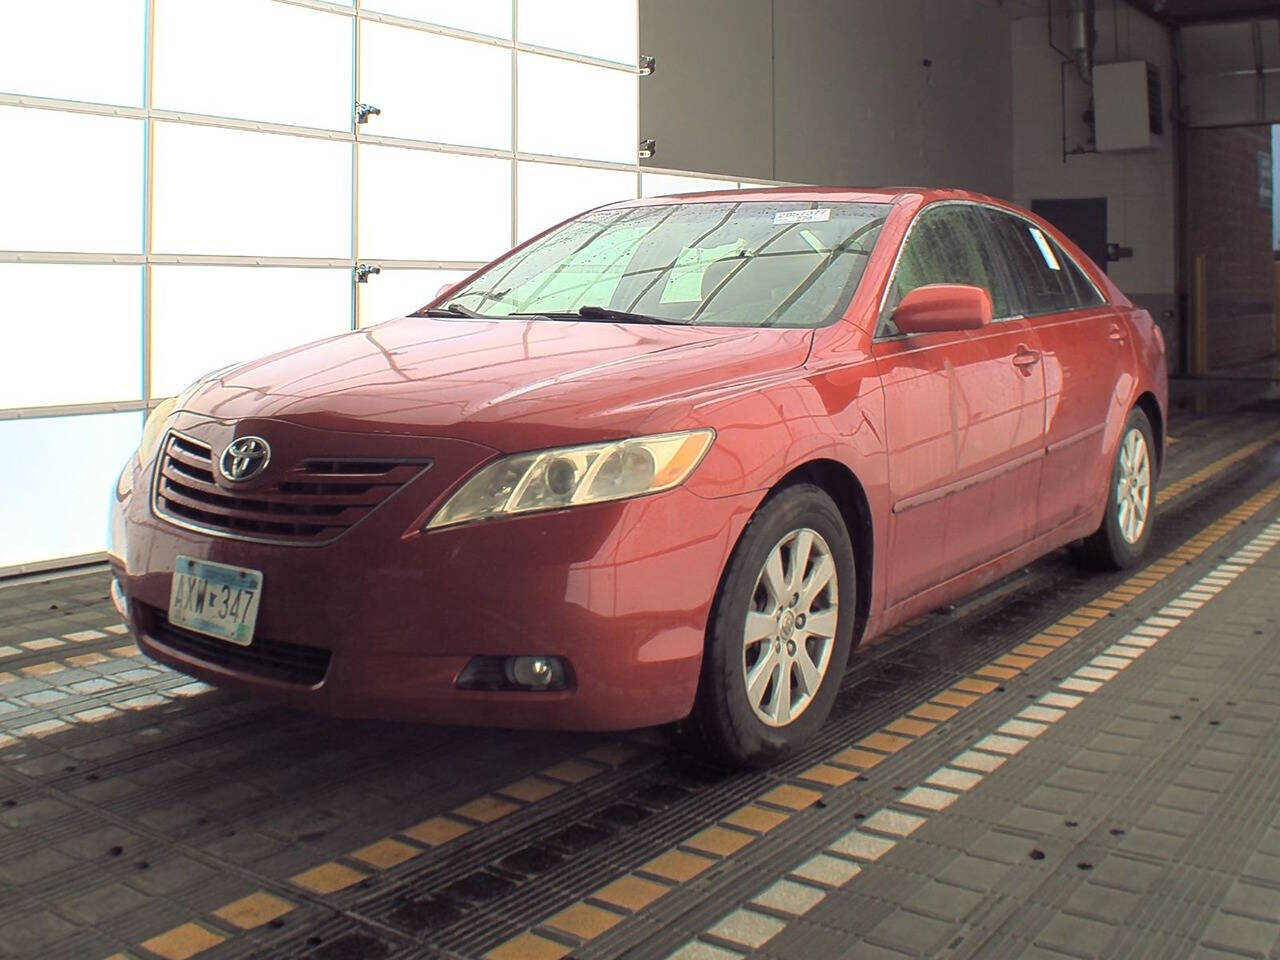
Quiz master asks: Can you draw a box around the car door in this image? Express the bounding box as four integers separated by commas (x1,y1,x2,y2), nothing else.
872,204,1047,607
981,209,1128,536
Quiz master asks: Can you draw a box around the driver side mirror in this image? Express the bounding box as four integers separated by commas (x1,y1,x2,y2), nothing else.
892,284,992,334
435,281,462,301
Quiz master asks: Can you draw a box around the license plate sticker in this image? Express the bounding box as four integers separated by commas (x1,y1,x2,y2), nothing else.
169,555,263,647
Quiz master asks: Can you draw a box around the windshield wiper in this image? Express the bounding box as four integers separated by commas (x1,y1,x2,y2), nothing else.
422,302,485,318
509,306,688,325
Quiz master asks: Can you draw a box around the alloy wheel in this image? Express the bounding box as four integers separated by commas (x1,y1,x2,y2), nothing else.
1116,427,1151,544
741,528,839,727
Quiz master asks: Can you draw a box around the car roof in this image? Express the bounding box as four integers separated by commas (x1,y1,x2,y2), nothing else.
610,185,1012,210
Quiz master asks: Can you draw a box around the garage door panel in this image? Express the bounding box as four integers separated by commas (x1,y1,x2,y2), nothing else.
641,172,736,198
0,0,144,107
152,122,352,258
153,0,353,132
358,144,512,262
1262,20,1280,69
363,0,511,39
1184,73,1260,127
517,161,637,242
0,264,143,411
1181,21,1255,74
517,52,638,165
518,0,637,65
359,21,511,150
0,411,142,568
0,106,143,253
151,266,351,397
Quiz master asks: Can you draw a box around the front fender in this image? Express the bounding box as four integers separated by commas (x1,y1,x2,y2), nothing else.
674,361,891,635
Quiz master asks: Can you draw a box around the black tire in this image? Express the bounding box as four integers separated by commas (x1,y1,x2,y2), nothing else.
676,483,856,767
1074,407,1157,571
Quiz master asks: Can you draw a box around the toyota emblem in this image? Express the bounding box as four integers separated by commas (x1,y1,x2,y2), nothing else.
219,436,271,482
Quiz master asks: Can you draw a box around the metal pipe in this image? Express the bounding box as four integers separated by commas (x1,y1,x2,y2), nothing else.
1069,0,1097,84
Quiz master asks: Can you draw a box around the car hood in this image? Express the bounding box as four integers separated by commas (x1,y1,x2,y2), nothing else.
186,317,814,451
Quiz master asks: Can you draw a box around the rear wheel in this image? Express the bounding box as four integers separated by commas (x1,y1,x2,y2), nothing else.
1075,407,1156,570
678,484,856,767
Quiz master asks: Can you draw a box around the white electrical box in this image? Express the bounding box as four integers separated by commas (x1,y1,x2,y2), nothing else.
1094,60,1164,152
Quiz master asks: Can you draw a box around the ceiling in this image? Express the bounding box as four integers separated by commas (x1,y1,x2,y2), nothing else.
1125,0,1280,25
989,0,1280,25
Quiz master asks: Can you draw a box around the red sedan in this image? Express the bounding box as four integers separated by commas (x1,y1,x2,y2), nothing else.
109,187,1167,765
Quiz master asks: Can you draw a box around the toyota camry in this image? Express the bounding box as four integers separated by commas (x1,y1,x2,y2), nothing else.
108,187,1167,765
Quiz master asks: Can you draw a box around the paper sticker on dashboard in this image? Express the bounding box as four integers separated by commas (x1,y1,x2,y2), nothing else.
774,208,832,225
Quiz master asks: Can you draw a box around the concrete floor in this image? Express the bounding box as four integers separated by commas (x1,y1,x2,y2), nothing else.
1,407,1279,960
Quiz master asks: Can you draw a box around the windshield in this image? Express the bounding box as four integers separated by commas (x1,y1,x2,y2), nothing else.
438,200,891,328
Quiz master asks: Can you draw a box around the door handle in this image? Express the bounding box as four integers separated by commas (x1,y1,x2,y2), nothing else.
1012,346,1040,376
1108,323,1127,344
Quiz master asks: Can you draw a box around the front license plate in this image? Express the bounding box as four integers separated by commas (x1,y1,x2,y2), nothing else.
169,555,263,647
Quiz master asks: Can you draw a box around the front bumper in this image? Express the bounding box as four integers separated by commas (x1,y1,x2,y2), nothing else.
112,415,757,730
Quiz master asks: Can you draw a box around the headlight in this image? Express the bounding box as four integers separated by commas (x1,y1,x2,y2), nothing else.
426,429,715,530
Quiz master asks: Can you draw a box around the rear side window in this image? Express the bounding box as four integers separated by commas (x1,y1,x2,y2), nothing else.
983,211,1084,316
879,205,1012,336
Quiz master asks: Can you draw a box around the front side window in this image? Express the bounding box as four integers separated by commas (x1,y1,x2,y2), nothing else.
441,200,891,328
878,204,1011,336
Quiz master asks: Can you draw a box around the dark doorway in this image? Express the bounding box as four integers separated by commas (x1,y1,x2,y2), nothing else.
1031,197,1109,273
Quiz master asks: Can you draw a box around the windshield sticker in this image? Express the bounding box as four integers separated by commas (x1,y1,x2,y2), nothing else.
773,208,832,225
1029,227,1062,271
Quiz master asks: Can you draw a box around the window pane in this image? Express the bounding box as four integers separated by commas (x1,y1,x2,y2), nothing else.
883,206,1009,332
1055,242,1106,308
364,0,510,38
358,144,511,262
154,0,352,131
517,161,636,241
0,411,142,569
0,264,142,410
0,106,142,253
151,266,351,396
983,211,1077,316
518,0,636,65
152,122,351,257
360,22,510,149
358,268,470,327
0,0,143,106
517,53,637,164
642,172,736,198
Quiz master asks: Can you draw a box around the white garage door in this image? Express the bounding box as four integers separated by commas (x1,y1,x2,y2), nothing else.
1180,18,1280,127
0,0,757,574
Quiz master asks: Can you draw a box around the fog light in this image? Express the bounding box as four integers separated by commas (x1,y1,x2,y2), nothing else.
456,655,569,692
510,656,553,687
109,577,129,620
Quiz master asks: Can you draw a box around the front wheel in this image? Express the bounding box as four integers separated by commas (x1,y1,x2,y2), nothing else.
678,484,856,767
1074,408,1156,570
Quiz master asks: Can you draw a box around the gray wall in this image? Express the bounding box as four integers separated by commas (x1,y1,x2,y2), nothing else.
638,0,1014,196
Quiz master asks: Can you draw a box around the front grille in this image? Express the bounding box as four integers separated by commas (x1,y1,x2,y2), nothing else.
153,431,429,544
144,605,331,687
